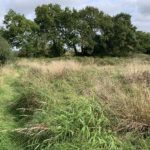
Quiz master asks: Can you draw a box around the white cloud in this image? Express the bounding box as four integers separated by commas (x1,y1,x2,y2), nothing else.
135,0,150,32
137,0,150,15
3,0,88,14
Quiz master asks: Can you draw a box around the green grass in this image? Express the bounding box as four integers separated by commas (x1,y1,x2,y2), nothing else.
0,54,150,149
0,67,23,150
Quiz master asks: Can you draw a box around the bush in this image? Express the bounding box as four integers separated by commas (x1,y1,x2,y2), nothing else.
50,43,65,57
0,36,11,64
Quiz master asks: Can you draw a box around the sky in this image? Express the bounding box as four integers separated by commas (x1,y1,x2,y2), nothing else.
0,0,150,32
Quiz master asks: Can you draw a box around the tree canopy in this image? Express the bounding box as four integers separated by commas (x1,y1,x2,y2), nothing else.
1,3,149,57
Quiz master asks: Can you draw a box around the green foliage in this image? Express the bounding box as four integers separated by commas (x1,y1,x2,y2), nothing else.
10,69,121,150
136,31,150,54
3,9,39,58
2,4,150,57
102,13,137,56
35,4,66,57
0,36,11,64
3,10,39,47
75,7,103,55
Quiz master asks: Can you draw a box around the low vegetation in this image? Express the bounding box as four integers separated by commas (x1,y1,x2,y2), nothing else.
0,55,150,149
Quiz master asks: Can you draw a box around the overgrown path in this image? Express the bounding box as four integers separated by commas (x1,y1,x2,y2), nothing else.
0,66,23,150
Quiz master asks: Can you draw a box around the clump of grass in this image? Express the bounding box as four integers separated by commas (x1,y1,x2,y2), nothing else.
92,64,150,134
17,59,82,75
122,71,150,86
10,62,123,150
10,90,42,121
13,97,122,150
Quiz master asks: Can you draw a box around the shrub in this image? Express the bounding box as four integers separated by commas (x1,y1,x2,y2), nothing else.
0,36,11,64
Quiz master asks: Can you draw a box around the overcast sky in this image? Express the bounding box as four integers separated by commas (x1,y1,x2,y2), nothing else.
0,0,150,32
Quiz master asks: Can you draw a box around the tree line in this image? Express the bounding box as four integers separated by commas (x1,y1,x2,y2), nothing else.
0,3,150,61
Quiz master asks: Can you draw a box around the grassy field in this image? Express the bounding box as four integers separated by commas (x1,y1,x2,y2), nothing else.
0,54,150,150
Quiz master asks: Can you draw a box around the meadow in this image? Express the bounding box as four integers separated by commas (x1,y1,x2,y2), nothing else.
0,54,150,150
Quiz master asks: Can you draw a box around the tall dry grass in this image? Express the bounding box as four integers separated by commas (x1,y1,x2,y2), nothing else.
17,59,83,76
2,57,149,149
16,58,150,133
90,62,150,133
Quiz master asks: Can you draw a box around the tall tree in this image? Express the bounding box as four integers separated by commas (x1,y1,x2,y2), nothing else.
2,5,141,57
35,4,65,57
136,31,150,54
77,7,104,55
107,13,137,56
3,9,39,57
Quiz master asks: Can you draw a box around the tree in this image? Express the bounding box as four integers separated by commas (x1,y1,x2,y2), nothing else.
106,13,137,56
1,4,142,57
136,31,150,54
76,7,104,55
35,4,65,57
57,7,79,54
0,36,11,64
93,14,113,56
3,9,39,51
